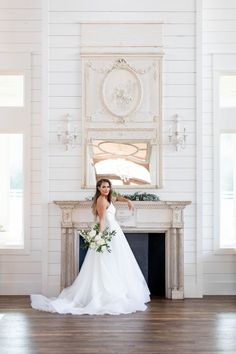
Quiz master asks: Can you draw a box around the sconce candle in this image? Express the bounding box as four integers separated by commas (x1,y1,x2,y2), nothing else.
168,126,172,137
176,116,180,132
57,113,78,151
168,114,187,151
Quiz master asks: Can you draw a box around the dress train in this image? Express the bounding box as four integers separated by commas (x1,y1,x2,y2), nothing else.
31,203,150,315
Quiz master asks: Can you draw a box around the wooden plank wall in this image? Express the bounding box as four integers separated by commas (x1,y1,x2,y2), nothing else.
4,0,234,298
47,0,198,297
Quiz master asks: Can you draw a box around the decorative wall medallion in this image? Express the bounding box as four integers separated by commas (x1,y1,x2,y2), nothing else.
102,67,142,118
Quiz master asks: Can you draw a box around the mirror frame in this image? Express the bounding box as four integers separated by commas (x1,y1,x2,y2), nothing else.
80,53,163,191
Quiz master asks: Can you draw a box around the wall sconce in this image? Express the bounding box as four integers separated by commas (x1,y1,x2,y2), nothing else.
168,114,187,151
57,114,78,151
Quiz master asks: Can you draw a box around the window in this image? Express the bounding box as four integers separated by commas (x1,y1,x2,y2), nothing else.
0,53,31,252
213,57,236,251
0,134,23,247
219,75,236,108
220,134,236,248
0,74,24,107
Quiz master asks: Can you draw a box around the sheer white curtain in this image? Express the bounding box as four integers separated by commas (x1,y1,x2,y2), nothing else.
0,135,10,241
0,134,10,230
0,134,23,246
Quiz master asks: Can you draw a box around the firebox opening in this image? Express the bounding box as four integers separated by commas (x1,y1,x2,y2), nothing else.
125,233,165,297
79,232,165,297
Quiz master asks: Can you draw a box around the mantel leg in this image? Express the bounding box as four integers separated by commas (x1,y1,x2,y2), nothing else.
61,227,77,291
177,228,184,298
171,228,178,293
170,227,184,299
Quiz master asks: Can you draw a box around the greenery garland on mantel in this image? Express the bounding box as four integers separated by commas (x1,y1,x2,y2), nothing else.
114,191,160,201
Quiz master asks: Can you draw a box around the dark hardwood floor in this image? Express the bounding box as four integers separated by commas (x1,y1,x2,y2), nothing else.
0,296,235,354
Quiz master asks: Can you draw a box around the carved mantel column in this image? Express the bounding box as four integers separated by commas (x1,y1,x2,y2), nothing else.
168,203,186,299
54,201,80,290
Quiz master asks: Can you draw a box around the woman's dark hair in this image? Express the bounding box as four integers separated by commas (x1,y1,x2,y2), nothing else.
91,178,112,215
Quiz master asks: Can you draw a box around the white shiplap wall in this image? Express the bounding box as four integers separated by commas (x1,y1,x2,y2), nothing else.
202,0,236,294
0,0,42,294
47,0,199,297
2,0,234,298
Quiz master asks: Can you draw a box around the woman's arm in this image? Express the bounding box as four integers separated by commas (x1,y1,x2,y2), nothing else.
96,197,107,233
115,194,134,211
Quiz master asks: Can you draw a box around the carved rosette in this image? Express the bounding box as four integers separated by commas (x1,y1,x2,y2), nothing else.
84,57,160,125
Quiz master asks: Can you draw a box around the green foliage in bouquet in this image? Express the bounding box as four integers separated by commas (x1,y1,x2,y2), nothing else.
79,223,116,253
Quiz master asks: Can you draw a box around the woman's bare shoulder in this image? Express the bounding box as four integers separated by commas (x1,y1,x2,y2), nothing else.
96,196,108,207
96,196,108,216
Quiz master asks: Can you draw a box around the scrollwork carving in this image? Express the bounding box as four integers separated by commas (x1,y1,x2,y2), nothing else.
87,58,154,75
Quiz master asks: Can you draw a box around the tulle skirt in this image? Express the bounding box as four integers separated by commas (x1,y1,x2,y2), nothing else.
31,209,150,315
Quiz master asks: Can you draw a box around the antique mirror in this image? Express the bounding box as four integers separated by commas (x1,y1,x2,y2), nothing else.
82,127,162,189
84,139,159,187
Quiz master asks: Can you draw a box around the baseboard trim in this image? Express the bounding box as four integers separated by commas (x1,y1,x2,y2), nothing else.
184,282,203,298
203,281,236,295
0,281,41,295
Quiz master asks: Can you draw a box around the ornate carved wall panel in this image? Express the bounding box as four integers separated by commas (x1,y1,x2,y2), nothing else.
80,22,164,188
83,57,161,125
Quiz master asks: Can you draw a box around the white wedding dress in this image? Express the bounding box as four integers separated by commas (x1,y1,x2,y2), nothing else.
31,203,150,315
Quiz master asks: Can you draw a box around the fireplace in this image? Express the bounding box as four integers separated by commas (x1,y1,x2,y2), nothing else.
79,232,166,297
54,200,191,299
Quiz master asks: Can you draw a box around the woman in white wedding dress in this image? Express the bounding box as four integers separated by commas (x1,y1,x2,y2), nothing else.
31,179,150,315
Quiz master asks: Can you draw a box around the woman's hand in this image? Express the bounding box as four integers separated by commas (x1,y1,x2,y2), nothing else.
116,194,134,211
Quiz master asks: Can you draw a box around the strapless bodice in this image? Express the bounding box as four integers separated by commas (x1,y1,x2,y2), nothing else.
105,203,116,223
106,203,116,215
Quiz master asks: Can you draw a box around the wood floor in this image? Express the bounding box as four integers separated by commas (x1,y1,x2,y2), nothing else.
0,296,235,354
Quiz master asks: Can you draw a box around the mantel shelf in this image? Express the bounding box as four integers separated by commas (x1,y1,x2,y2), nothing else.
54,200,191,209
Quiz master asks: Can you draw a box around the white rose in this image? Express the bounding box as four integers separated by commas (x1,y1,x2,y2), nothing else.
94,234,102,241
101,245,107,252
90,242,96,249
97,239,104,246
89,229,96,238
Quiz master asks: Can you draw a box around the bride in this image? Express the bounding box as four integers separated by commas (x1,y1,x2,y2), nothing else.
31,178,150,315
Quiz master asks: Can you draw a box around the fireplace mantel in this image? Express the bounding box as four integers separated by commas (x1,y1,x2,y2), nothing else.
54,200,191,299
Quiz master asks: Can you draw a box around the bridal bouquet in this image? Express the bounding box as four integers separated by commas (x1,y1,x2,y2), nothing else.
79,223,116,253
